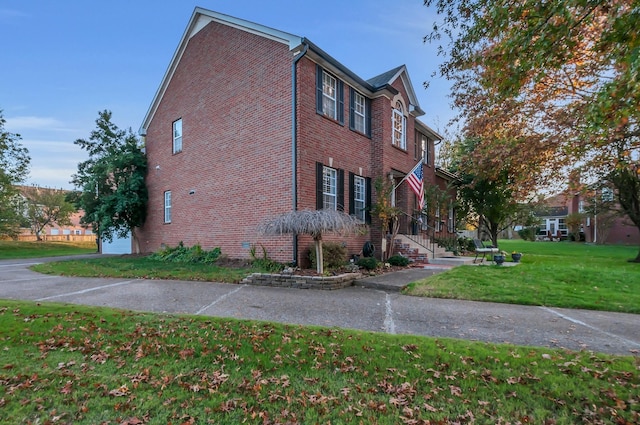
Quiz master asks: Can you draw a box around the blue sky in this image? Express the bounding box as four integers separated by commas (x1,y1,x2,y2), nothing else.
1,0,456,190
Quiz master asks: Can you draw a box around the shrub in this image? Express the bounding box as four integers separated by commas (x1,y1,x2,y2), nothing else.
309,242,348,271
434,236,460,254
517,227,537,241
356,256,379,270
249,244,284,273
387,254,410,267
149,242,221,264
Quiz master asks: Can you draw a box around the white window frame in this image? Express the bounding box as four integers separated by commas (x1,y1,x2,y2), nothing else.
392,102,406,149
353,175,366,222
322,72,337,120
164,191,172,223
448,204,454,232
420,133,429,164
353,91,366,133
172,119,182,154
323,167,337,211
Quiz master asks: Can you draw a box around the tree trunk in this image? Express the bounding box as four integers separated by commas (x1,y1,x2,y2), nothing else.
314,236,324,275
631,245,640,263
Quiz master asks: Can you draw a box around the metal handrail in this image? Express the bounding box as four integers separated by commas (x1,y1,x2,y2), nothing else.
395,210,437,258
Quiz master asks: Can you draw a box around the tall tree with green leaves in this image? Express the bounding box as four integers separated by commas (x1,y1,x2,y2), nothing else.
71,110,147,251
22,186,76,241
451,138,522,248
0,110,31,238
424,0,640,261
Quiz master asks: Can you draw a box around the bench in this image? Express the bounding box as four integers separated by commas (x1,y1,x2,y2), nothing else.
473,239,499,263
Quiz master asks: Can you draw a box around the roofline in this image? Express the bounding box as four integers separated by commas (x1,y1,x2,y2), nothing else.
435,166,459,182
415,119,443,141
140,7,303,134
303,38,398,98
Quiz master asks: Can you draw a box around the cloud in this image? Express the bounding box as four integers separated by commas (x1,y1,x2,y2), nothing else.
0,9,28,20
5,116,78,132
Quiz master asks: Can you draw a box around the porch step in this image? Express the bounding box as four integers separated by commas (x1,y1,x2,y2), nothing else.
428,256,476,266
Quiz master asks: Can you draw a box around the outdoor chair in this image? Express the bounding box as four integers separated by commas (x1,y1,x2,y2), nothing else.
473,239,499,263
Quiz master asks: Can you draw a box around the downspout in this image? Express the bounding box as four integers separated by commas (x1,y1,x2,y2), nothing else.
291,41,309,265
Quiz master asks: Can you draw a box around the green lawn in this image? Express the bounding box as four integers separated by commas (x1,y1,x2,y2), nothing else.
0,300,637,424
0,240,97,259
405,240,640,314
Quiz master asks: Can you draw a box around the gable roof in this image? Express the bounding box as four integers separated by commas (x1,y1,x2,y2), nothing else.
368,65,425,116
140,7,303,134
140,7,426,134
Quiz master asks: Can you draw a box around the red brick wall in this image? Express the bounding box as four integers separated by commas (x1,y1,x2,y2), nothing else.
138,21,296,260
140,21,439,264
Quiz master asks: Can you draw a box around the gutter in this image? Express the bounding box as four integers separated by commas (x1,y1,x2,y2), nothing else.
291,41,309,266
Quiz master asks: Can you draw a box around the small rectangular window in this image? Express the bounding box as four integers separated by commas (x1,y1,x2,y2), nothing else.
172,119,182,154
164,191,172,223
323,167,337,211
392,103,406,149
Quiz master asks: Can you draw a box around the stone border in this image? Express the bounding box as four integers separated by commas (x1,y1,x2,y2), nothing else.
241,272,362,290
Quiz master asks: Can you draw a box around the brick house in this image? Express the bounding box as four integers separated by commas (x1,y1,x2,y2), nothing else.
137,7,456,265
535,181,640,245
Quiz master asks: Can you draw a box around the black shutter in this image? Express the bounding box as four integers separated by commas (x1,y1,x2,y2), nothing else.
337,168,345,211
337,80,344,125
316,162,324,210
348,172,355,215
348,88,355,131
365,177,372,224
316,65,323,114
365,97,372,137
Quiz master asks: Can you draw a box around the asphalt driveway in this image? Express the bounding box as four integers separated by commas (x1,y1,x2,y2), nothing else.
1,256,638,356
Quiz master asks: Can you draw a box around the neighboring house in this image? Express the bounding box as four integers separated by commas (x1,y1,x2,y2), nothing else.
137,7,456,265
14,185,94,241
536,181,640,245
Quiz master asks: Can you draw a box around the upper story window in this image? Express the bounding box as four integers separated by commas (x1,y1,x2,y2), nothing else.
392,102,406,149
172,119,182,154
350,88,372,137
323,166,337,211
316,65,344,124
416,132,430,165
164,190,172,223
323,73,337,119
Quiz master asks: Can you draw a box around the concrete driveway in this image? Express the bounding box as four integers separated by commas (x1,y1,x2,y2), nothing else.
1,256,638,356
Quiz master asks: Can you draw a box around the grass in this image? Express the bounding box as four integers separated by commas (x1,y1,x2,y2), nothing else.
0,300,638,424
0,240,97,259
405,240,640,314
31,256,260,283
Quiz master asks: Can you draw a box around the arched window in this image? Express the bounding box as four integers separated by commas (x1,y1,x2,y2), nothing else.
392,101,406,149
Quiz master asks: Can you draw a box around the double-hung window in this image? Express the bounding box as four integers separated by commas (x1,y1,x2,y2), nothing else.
164,191,172,223
392,102,406,149
316,65,344,124
349,88,371,137
353,175,366,221
352,90,366,132
172,118,182,154
323,166,337,211
416,132,430,164
322,73,337,119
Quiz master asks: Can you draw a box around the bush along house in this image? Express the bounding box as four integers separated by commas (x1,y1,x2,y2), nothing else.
137,7,457,266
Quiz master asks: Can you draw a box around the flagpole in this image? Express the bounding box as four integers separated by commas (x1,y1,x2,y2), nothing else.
392,160,423,191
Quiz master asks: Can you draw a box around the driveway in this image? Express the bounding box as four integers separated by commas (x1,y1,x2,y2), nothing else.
1,256,638,356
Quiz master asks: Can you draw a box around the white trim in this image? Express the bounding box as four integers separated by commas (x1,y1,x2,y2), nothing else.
140,7,303,135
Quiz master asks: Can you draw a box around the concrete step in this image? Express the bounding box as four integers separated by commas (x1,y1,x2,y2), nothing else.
428,256,476,266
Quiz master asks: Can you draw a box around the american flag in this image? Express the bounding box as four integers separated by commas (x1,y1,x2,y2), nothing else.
406,162,424,210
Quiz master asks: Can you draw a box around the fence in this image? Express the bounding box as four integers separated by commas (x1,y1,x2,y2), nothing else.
14,234,97,243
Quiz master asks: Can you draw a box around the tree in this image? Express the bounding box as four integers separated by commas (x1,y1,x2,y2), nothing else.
21,186,76,241
424,0,640,261
71,110,147,251
451,138,521,248
0,110,31,238
258,209,364,275
370,177,402,260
